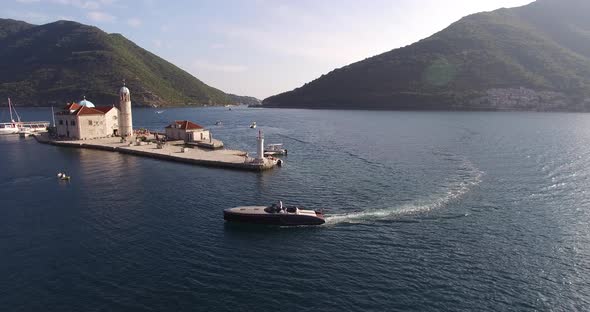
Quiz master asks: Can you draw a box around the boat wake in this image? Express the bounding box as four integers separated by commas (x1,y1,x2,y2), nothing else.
0,175,53,186
325,158,483,225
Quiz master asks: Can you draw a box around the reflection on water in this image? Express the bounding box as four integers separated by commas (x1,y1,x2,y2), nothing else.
1,108,590,311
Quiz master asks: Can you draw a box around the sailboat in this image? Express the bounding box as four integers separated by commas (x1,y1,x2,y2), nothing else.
0,98,51,135
0,98,21,135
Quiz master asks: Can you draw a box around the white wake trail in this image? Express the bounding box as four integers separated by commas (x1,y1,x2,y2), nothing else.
325,159,483,225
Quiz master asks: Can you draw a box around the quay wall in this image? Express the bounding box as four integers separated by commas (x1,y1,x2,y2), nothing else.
34,135,275,172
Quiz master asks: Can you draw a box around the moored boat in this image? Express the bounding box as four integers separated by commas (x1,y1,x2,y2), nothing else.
224,203,325,226
1,98,50,135
18,129,32,138
264,143,287,156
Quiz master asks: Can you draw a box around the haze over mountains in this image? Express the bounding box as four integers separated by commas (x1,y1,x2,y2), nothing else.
0,19,259,107
264,0,590,111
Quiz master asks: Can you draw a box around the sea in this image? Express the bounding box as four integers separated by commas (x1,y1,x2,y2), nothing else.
1,106,589,311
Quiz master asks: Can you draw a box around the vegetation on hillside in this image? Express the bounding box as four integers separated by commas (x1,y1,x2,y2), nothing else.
0,19,257,107
263,0,590,111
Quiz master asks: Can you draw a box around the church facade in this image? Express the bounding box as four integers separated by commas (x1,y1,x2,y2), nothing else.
54,83,133,140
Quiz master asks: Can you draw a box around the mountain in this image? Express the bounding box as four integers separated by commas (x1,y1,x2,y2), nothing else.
264,0,590,111
0,19,258,107
227,94,261,106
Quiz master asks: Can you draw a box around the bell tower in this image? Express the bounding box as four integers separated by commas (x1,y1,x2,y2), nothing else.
118,80,133,138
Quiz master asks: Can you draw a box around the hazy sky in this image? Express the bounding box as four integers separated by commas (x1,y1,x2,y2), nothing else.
3,0,533,98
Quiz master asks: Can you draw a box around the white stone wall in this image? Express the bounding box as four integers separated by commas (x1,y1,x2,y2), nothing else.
119,98,132,137
55,115,79,139
77,115,107,140
165,127,210,142
104,107,119,136
189,130,210,142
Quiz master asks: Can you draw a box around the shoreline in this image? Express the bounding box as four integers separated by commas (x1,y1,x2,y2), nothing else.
34,134,278,172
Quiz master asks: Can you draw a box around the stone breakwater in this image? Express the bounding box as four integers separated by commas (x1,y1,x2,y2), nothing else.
34,134,278,171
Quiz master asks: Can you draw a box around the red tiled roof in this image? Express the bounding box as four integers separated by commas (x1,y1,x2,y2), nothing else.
165,120,204,130
64,103,81,111
94,106,115,113
75,106,106,116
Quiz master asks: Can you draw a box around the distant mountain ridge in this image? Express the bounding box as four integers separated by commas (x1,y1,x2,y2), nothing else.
0,18,258,107
263,0,590,111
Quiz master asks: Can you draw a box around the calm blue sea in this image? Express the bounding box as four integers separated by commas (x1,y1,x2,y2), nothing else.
1,107,589,311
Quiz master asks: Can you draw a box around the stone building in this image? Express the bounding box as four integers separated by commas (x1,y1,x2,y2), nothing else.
55,101,119,140
165,120,210,142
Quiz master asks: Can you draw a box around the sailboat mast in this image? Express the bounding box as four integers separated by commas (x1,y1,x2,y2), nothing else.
8,98,14,122
51,106,56,127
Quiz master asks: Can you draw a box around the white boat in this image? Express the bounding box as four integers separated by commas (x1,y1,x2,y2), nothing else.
18,129,33,138
250,122,257,129
1,98,50,135
264,143,287,156
0,98,20,135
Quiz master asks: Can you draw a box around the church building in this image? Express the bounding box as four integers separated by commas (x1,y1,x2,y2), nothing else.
54,83,133,140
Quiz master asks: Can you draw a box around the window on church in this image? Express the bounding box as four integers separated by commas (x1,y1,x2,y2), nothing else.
88,120,93,126
59,120,63,125
72,121,76,126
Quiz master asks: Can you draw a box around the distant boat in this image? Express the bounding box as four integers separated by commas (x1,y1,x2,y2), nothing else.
215,121,222,126
18,129,32,138
1,98,49,135
0,98,21,135
249,122,257,129
156,110,165,114
264,143,287,156
224,203,325,226
57,172,71,181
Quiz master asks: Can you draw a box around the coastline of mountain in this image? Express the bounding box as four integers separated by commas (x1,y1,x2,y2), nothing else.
263,0,590,111
0,18,258,107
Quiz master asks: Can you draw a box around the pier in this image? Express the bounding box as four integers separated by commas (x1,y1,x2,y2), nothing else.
34,134,278,171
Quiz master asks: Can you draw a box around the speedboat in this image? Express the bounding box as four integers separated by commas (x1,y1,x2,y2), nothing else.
224,203,325,226
249,122,257,129
264,143,287,156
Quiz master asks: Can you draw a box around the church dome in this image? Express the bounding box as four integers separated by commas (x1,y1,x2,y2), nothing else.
79,97,95,108
120,86,130,95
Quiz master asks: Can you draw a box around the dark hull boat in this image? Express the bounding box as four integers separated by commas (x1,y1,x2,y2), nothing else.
224,205,325,226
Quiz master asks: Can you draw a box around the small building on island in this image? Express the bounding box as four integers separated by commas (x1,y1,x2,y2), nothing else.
165,120,211,142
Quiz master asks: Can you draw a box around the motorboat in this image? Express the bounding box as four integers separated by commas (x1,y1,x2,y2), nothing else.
224,203,325,226
249,122,257,129
215,120,222,126
57,172,71,181
264,143,287,156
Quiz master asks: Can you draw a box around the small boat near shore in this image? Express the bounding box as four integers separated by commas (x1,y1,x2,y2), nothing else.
18,130,32,138
57,172,71,181
1,98,50,135
224,202,325,226
249,122,257,129
264,143,287,156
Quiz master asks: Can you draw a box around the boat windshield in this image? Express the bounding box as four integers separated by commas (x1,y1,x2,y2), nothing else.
265,205,282,213
264,204,299,214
